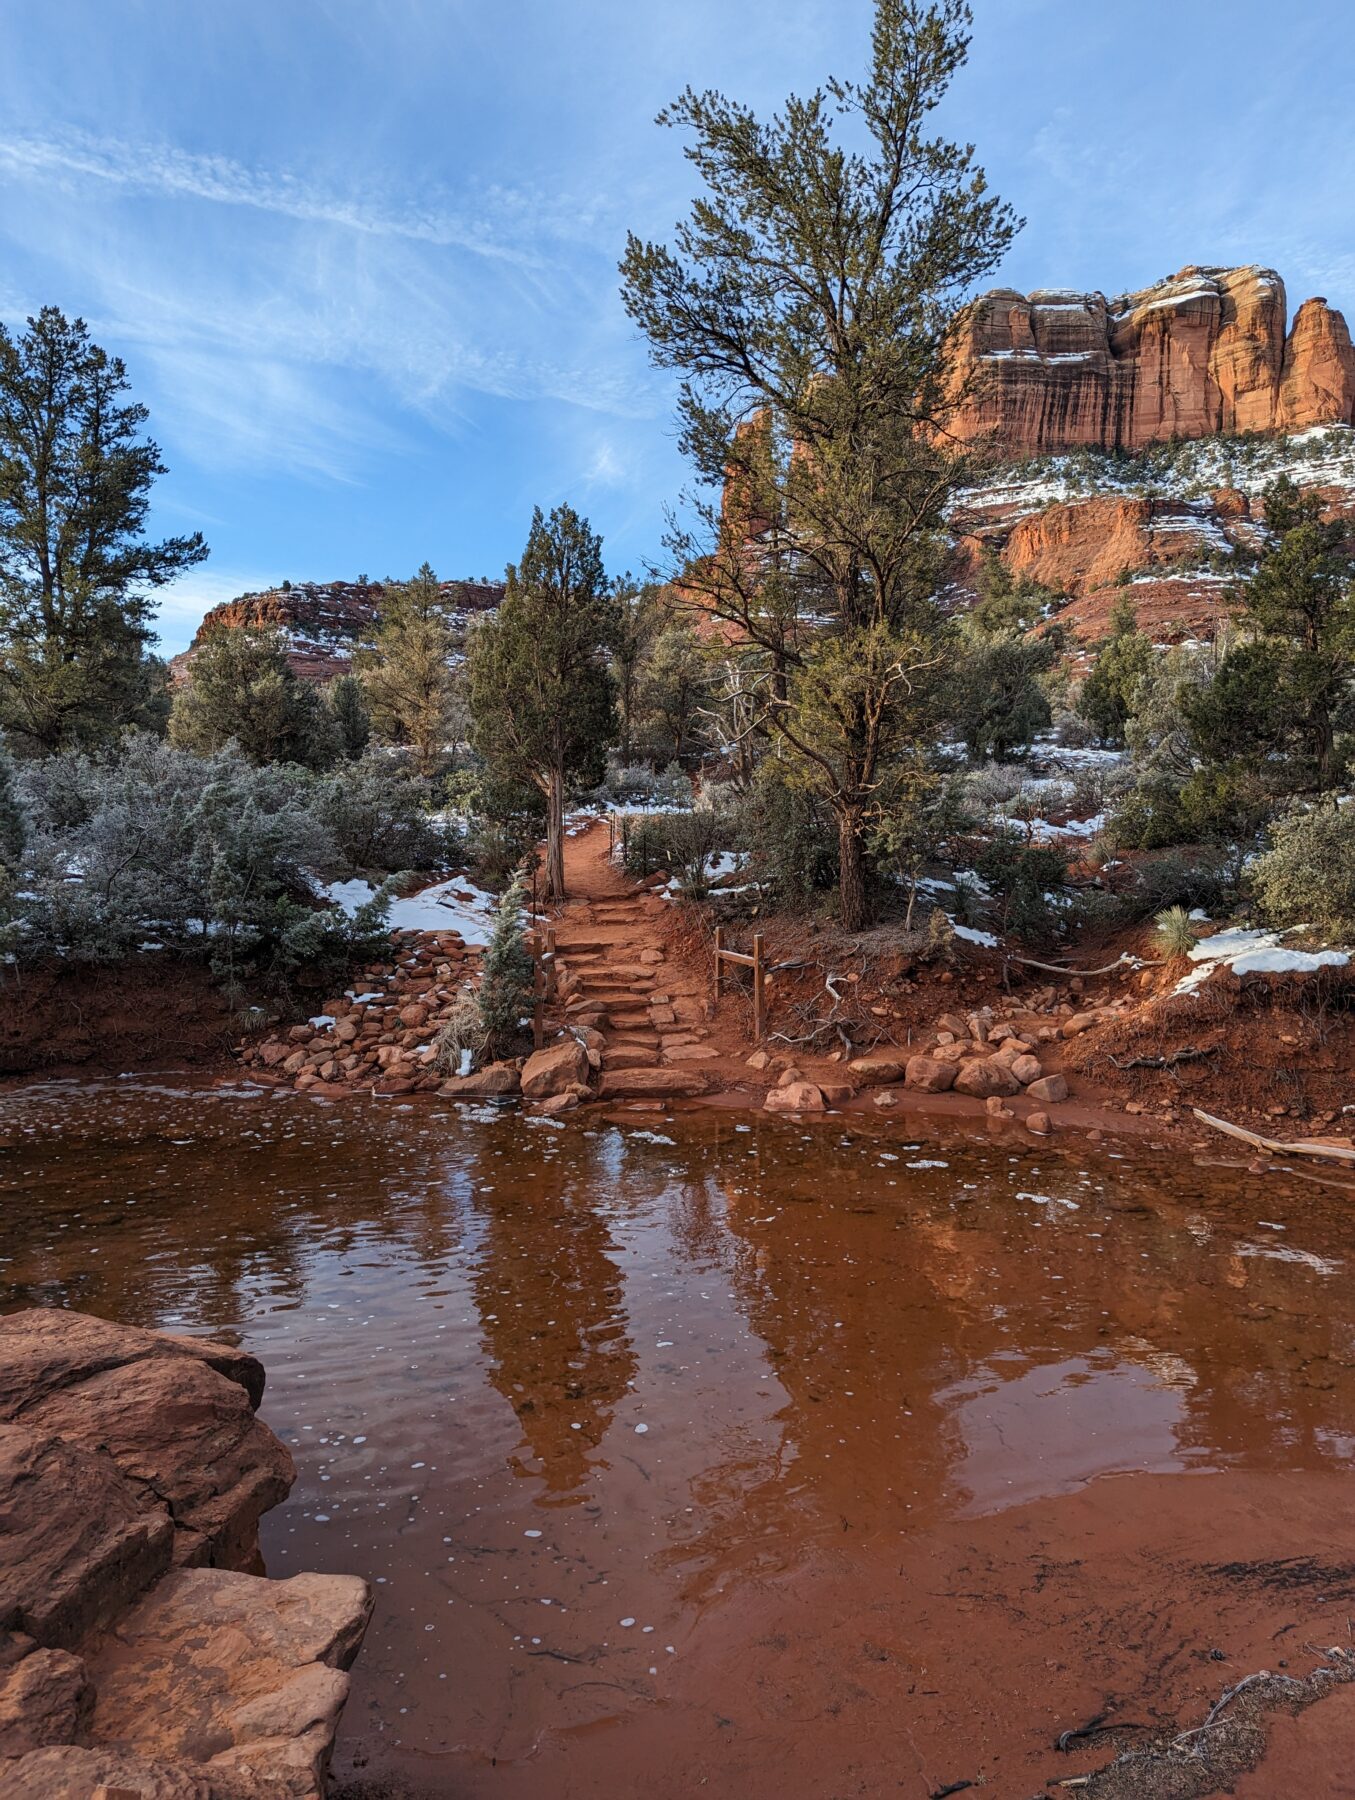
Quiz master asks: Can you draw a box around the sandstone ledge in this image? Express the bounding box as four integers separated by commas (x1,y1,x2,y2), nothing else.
0,1310,371,1800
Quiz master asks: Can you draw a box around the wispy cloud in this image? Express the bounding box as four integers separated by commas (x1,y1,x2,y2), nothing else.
0,129,624,267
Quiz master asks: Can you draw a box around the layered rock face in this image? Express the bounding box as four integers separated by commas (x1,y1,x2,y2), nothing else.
0,1310,372,1800
949,266,1355,454
178,576,506,681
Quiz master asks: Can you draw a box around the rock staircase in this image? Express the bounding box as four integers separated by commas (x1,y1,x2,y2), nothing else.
549,890,719,1099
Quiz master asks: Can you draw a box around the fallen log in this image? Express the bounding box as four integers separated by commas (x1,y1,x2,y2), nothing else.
1192,1108,1355,1165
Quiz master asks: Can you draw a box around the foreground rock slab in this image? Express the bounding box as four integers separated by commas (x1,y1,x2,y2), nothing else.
0,1309,371,1800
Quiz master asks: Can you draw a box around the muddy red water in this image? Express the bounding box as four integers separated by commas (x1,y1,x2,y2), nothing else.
4,1080,1355,1798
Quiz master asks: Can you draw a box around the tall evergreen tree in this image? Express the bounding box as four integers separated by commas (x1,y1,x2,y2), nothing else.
169,627,336,767
327,673,371,760
467,505,618,901
1217,476,1354,791
612,579,663,764
619,1,1018,927
0,308,207,754
356,563,457,777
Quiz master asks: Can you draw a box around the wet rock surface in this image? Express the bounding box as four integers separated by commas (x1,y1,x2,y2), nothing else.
0,1310,370,1800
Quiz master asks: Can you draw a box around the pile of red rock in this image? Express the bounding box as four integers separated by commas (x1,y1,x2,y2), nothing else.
0,1309,371,1799
848,1001,1114,1133
237,929,478,1097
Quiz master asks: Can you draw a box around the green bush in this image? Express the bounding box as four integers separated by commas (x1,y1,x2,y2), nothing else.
476,866,535,1059
1251,807,1355,939
739,759,837,904
10,733,393,993
1117,850,1229,922
314,752,458,873
972,833,1069,947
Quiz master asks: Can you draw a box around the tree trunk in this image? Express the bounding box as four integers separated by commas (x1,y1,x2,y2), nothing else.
837,805,866,932
545,766,566,902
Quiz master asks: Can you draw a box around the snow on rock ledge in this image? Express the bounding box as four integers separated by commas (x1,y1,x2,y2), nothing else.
1175,926,1351,994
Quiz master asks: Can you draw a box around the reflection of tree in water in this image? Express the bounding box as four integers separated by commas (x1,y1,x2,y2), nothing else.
662,1127,1355,1606
467,1133,636,1502
0,1091,475,1332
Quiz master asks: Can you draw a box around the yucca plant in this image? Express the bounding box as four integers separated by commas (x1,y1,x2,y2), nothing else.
1152,904,1200,961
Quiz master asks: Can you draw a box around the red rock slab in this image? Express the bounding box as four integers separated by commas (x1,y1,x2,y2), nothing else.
85,1567,372,1794
19,1352,293,1572
0,1426,174,1652
597,1067,709,1100
0,1310,267,1417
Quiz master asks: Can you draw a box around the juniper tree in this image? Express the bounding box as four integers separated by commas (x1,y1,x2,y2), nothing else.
356,563,458,777
0,308,207,754
327,673,371,760
612,579,663,764
467,506,618,901
1078,595,1153,745
169,627,336,767
1207,476,1355,792
619,0,1018,927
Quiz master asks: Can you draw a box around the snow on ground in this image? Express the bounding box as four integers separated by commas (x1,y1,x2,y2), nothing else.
1174,926,1351,994
949,920,999,948
322,876,501,945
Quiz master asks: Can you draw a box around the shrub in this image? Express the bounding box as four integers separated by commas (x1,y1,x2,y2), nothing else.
621,808,735,896
10,733,392,993
476,866,535,1059
739,759,837,904
1153,905,1201,960
1251,807,1355,939
1121,852,1229,922
444,766,544,891
589,759,692,809
973,833,1070,947
314,752,458,874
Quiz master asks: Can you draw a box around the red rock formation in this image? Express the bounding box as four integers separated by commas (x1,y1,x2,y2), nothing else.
1278,297,1355,430
949,266,1355,455
0,1310,372,1799
176,575,507,683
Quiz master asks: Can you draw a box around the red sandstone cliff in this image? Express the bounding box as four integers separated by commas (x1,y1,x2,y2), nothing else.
176,576,506,681
948,266,1355,455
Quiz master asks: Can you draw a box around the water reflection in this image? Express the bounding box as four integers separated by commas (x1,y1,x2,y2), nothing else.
465,1124,637,1500
4,1084,1355,1796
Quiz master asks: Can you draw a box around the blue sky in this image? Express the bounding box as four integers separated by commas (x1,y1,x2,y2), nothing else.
2,0,1352,654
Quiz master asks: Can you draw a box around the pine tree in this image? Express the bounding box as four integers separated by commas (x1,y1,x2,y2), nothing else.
1220,476,1355,791
619,1,1018,927
476,864,535,1060
169,628,337,767
328,674,371,760
356,563,457,777
467,506,619,901
0,308,207,754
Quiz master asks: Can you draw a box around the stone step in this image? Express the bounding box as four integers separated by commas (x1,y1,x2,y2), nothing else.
604,1032,661,1050
597,1066,709,1099
604,1011,654,1032
603,1046,659,1071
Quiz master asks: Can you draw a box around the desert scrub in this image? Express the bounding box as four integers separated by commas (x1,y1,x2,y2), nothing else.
1251,806,1355,940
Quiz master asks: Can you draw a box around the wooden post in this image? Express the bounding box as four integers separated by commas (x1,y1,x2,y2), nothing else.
713,926,724,1003
752,933,765,1042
